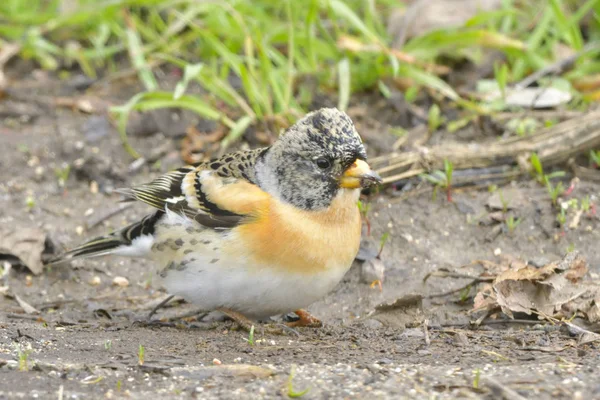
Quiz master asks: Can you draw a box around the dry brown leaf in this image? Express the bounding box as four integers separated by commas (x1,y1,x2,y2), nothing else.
564,322,600,346
584,298,600,323
368,294,424,329
0,227,49,275
487,253,597,320
472,284,497,313
494,262,560,284
430,252,599,323
565,256,588,282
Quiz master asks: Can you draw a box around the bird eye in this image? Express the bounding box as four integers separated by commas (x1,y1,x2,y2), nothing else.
316,157,331,170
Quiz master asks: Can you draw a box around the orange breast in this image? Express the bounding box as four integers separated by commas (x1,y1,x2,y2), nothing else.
234,190,362,274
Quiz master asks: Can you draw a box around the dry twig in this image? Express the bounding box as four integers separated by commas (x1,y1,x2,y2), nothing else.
373,109,600,185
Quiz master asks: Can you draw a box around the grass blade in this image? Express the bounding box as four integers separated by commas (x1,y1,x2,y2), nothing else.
400,64,459,101
173,63,203,100
328,0,381,44
221,115,254,150
337,57,350,111
124,11,157,91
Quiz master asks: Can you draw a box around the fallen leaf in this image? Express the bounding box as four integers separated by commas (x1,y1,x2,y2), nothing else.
472,284,497,313
429,252,600,324
493,253,590,317
14,293,40,314
367,294,424,329
564,256,588,282
564,322,600,345
0,227,50,275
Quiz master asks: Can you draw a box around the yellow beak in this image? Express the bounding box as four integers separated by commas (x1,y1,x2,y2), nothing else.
339,159,382,189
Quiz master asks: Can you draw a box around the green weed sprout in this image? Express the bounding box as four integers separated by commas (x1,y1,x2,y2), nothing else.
421,160,454,202
287,365,310,398
247,325,255,346
505,216,522,234
138,345,145,366
427,104,444,132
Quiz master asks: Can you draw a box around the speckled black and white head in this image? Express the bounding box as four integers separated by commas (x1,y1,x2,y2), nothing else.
254,108,381,210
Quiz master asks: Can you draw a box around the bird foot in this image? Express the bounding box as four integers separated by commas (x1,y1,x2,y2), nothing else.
217,308,298,336
286,309,323,328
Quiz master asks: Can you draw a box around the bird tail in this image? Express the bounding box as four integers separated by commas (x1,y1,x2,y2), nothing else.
48,212,162,265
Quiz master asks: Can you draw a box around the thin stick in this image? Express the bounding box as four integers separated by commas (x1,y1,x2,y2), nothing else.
481,377,527,400
425,281,476,299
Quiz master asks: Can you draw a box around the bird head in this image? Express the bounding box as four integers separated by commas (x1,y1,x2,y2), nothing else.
255,108,381,211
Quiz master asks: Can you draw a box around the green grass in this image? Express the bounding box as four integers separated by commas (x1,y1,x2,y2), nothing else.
14,343,32,372
505,215,522,234
138,344,145,365
246,325,255,346
287,365,310,398
421,160,454,202
2,0,600,155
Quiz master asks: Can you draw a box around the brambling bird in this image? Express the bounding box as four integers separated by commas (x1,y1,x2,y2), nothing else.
53,108,381,331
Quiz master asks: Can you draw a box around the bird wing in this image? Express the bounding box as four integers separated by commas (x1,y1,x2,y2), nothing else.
117,150,270,229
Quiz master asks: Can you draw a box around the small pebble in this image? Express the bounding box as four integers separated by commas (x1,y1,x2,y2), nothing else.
401,233,413,243
494,248,502,256
25,275,33,287
212,358,222,365
84,208,94,217
112,276,129,287
90,180,99,194
76,226,84,236
27,156,40,167
89,276,102,286
360,258,385,284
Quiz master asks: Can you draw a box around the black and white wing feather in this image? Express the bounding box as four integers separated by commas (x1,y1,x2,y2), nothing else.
49,148,269,264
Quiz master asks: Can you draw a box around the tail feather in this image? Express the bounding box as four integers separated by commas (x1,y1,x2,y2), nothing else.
49,211,162,264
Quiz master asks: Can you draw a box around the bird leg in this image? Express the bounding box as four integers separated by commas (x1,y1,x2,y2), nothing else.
217,308,292,335
217,308,256,331
286,309,323,328
146,294,175,321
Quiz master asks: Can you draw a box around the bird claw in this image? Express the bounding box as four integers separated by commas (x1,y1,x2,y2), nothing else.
286,309,323,328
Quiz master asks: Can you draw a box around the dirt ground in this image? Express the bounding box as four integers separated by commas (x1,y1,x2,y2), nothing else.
1,67,600,399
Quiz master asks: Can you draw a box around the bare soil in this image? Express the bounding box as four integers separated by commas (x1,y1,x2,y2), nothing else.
1,67,600,399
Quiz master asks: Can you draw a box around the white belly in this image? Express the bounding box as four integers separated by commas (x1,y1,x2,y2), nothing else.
160,255,349,318
150,191,359,319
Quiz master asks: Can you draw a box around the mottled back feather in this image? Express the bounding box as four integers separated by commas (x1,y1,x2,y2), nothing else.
116,148,268,227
